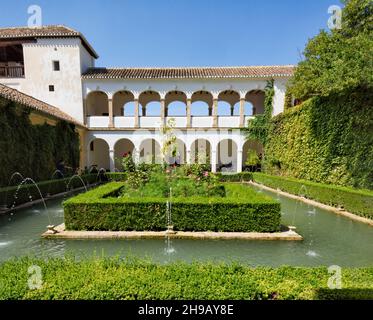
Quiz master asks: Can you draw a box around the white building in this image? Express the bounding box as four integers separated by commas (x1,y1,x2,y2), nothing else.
0,25,294,173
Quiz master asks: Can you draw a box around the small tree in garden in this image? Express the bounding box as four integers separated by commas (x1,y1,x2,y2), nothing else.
160,118,177,165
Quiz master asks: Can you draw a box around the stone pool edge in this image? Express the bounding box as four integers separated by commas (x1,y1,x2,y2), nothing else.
249,181,373,227
42,223,303,241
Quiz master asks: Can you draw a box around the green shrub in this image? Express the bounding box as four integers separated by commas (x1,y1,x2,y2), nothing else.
0,174,98,208
215,172,253,182
253,173,373,219
0,257,372,300
64,182,281,232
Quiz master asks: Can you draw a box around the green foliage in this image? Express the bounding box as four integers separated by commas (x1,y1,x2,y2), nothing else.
121,153,136,173
284,90,293,111
0,98,80,187
289,0,373,100
0,257,372,300
245,150,260,167
64,182,281,232
253,173,373,219
244,80,275,146
215,172,253,182
264,91,373,190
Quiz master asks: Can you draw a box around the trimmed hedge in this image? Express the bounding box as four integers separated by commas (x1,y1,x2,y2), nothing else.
64,182,281,232
0,257,372,300
253,173,373,219
215,172,253,182
0,174,99,208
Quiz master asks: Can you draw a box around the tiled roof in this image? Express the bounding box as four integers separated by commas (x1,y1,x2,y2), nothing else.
0,25,98,58
0,84,85,128
82,66,295,80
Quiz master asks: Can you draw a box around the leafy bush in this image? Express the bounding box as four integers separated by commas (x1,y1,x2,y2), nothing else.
0,257,372,300
253,173,373,219
0,174,98,208
64,182,281,232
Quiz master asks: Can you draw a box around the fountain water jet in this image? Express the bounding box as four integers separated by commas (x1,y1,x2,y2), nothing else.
12,178,52,225
0,172,25,211
66,175,88,192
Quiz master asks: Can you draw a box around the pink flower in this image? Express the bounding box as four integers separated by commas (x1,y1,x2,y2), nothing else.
203,171,209,177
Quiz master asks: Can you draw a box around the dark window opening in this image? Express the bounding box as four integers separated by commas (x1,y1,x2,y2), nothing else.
53,61,60,71
0,44,25,78
49,85,55,92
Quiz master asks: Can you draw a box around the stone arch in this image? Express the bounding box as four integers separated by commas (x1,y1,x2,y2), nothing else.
139,138,161,164
114,138,135,170
88,138,110,170
218,90,240,116
242,139,264,171
217,139,238,172
191,91,213,116
190,138,211,164
165,91,187,116
86,91,108,116
245,90,265,115
165,138,187,165
113,91,135,116
139,91,161,116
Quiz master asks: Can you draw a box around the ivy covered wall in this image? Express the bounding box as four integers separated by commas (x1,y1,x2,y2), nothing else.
0,98,80,187
264,89,373,190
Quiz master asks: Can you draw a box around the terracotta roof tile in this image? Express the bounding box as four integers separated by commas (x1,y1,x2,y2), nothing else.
82,66,295,80
0,25,98,58
0,84,85,128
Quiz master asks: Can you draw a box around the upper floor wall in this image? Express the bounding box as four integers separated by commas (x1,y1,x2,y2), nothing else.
0,37,95,123
82,77,290,129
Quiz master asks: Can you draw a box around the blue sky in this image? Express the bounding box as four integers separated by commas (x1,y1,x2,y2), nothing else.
1,0,342,67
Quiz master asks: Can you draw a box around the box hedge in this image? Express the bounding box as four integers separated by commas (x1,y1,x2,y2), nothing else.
0,257,372,300
63,182,281,232
215,172,253,182
253,173,373,219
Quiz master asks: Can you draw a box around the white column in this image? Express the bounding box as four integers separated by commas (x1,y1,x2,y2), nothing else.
134,99,139,128
109,149,115,172
186,98,192,128
237,149,243,173
211,149,217,173
186,148,191,164
212,98,218,128
108,99,114,128
239,98,245,127
160,98,166,125
134,149,140,164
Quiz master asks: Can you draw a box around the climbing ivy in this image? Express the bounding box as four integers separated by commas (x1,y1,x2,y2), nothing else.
244,79,274,146
264,88,373,189
0,97,80,187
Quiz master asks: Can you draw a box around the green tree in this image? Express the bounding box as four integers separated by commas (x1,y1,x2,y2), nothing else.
289,0,373,100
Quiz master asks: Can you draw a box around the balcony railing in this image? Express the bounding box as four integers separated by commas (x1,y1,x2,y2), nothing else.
87,115,255,129
0,64,25,78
